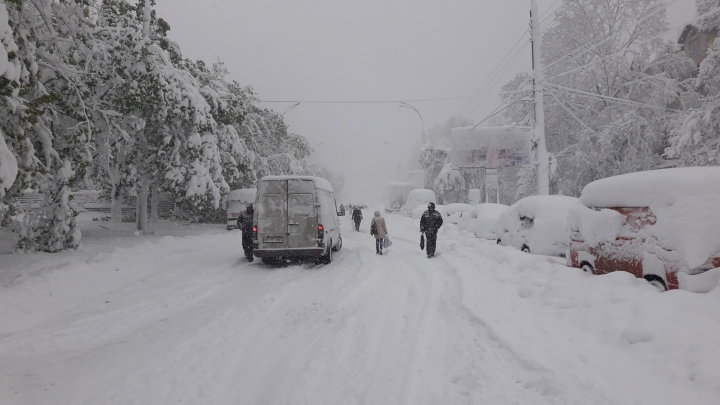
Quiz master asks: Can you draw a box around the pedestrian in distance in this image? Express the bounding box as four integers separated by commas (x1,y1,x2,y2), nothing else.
351,207,363,232
420,202,443,258
237,204,255,262
370,210,388,255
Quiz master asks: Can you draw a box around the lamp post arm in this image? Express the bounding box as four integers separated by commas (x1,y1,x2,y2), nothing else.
399,102,426,143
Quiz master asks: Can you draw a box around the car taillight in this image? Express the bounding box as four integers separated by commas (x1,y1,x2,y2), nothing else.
318,224,324,239
252,225,257,240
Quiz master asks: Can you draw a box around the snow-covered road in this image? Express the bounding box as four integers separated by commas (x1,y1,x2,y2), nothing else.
1,210,719,405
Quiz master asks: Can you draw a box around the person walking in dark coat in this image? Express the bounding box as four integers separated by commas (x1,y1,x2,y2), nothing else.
237,204,255,262
420,202,443,258
351,207,363,232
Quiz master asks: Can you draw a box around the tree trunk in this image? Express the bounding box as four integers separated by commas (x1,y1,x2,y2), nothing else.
150,185,159,222
136,177,149,232
111,183,122,223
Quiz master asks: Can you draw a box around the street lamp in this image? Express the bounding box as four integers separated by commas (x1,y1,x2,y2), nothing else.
282,102,301,116
383,141,403,181
399,102,425,143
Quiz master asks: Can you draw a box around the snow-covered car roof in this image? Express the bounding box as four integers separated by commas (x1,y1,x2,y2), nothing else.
580,167,720,208
505,195,578,220
227,188,257,203
407,189,435,200
475,203,508,220
259,176,335,193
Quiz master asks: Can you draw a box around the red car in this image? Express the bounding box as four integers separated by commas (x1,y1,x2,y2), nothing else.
567,167,720,292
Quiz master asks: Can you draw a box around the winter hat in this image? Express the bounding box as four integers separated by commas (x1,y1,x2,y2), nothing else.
374,210,381,217
428,202,435,209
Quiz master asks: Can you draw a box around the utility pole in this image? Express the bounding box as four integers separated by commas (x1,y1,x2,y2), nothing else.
530,0,550,195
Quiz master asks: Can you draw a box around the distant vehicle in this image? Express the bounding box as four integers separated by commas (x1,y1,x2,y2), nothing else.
494,195,577,256
458,203,508,239
383,182,413,212
253,176,344,265
568,167,720,292
226,189,257,230
401,189,436,217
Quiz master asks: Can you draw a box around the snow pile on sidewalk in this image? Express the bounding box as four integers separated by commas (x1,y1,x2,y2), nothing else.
438,225,720,405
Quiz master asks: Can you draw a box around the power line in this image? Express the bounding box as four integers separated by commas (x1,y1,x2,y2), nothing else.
258,89,534,104
467,40,531,118
547,83,679,111
456,30,531,117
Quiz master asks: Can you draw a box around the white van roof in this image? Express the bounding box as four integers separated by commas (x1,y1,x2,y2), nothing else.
260,176,335,193
580,167,720,207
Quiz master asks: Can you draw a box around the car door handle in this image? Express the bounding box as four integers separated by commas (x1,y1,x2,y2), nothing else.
288,222,299,226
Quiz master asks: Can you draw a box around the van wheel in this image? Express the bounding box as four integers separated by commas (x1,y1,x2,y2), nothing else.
332,236,342,252
581,262,595,275
644,275,667,292
319,240,333,264
521,245,530,253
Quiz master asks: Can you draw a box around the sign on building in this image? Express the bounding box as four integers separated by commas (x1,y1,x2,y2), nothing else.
450,125,532,169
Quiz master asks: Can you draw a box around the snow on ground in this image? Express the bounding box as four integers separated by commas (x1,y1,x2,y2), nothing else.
0,208,719,405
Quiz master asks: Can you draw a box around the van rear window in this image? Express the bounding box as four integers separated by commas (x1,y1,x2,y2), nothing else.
289,180,315,194
289,194,314,217
259,194,285,218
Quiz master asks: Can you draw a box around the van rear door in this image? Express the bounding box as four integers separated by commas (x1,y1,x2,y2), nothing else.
257,180,288,249
287,179,318,249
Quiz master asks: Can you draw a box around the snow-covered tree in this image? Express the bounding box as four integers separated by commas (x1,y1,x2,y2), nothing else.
666,1,720,166
499,0,695,197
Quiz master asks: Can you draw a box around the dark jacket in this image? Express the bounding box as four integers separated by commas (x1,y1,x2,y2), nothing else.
237,211,254,233
352,209,363,222
420,210,443,233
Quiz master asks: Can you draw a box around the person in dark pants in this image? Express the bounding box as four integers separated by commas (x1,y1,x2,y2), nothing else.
237,204,255,262
370,210,388,255
351,207,363,232
420,202,443,258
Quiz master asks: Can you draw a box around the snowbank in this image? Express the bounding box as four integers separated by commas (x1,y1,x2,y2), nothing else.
580,167,720,208
495,195,577,256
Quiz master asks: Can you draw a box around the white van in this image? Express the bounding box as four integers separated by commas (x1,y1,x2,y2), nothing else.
253,176,344,264
226,188,257,230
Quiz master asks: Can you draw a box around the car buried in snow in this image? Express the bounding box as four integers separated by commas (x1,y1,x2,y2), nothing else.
253,176,344,265
494,195,578,256
458,203,508,240
567,167,720,292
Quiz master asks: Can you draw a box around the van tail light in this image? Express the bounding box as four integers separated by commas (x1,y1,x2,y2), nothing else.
318,224,325,239
252,225,257,240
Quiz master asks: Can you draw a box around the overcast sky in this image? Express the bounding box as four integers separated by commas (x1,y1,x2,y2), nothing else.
155,0,695,202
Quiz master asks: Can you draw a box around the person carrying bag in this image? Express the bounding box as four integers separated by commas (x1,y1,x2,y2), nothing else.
370,210,388,255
